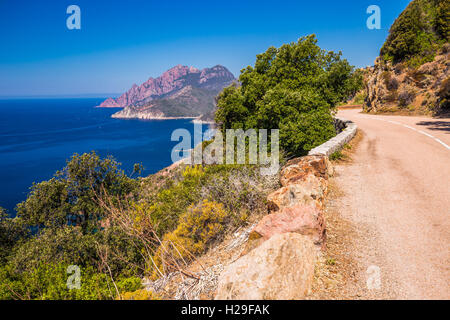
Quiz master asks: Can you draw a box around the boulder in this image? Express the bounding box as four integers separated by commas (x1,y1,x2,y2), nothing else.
215,233,316,300
267,174,327,212
251,203,326,246
280,155,332,186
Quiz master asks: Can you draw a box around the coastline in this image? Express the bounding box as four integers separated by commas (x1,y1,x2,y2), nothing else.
110,110,216,124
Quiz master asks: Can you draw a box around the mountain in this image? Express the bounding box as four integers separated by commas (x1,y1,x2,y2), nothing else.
112,85,217,120
98,65,235,120
364,0,449,115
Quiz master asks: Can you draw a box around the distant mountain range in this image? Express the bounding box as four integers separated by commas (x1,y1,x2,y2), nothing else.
98,65,235,121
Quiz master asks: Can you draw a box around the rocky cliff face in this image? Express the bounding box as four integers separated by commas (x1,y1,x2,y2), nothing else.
97,65,235,120
364,0,449,115
364,47,449,115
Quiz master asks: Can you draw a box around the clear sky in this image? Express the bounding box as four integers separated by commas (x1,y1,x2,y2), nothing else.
0,0,412,97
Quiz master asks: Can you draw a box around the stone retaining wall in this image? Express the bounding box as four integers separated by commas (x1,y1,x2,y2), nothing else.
308,117,357,157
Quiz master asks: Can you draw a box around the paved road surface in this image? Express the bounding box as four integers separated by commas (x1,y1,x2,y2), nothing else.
334,108,449,299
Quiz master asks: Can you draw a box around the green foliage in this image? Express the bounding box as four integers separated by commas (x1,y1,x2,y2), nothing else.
152,200,227,277
0,152,146,300
0,209,27,264
437,77,450,110
142,165,205,237
353,91,367,105
380,0,449,67
0,262,141,300
329,150,343,161
120,289,161,300
9,226,96,273
215,35,362,156
16,151,136,233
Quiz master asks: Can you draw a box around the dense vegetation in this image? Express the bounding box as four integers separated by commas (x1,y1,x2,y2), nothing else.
0,152,275,299
0,35,361,299
380,0,449,67
0,153,146,299
215,35,363,157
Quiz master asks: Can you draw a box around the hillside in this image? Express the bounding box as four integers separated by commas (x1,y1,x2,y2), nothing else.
98,65,235,120
364,0,449,115
112,85,217,120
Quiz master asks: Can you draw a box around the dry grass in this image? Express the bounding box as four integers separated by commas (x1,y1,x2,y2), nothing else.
307,129,365,299
143,222,258,300
307,180,362,299
328,129,363,165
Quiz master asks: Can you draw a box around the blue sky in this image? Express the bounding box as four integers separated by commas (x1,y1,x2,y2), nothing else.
0,0,411,97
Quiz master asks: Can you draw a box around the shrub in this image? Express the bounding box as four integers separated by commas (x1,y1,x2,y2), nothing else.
152,200,227,278
0,262,142,300
437,77,450,111
398,89,416,107
329,150,343,161
0,209,27,264
200,165,275,222
143,165,205,237
120,289,161,300
353,91,367,105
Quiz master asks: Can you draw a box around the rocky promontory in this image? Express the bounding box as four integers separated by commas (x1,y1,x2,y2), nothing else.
98,65,235,121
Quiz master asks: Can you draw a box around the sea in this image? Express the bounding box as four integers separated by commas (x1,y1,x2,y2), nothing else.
0,98,209,215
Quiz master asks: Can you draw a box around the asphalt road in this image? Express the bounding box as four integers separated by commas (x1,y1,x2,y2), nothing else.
334,108,450,299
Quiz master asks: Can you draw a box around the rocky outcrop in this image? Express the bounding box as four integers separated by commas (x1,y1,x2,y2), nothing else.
364,47,449,115
98,65,235,108
98,65,235,120
215,233,316,300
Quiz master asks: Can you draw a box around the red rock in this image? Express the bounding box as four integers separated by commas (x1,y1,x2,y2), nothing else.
215,233,316,300
251,204,326,246
97,65,235,108
267,173,327,212
280,155,333,187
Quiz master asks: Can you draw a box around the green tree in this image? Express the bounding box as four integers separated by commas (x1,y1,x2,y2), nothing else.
380,0,449,67
16,151,136,233
215,35,361,156
0,208,27,264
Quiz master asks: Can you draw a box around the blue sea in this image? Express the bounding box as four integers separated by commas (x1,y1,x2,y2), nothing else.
0,98,207,214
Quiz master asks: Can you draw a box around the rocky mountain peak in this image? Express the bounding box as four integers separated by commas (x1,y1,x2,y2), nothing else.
97,65,235,108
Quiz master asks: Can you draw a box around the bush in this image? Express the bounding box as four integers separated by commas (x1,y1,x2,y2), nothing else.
437,77,450,111
0,262,142,300
398,89,416,107
0,209,27,264
353,91,367,105
120,289,161,300
152,200,227,277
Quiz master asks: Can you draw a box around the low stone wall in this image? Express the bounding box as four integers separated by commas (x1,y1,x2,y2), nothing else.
308,117,357,157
